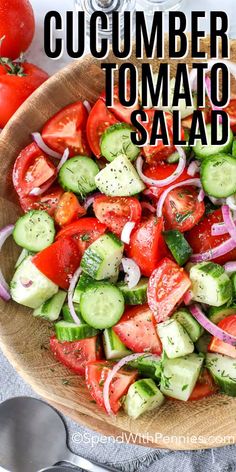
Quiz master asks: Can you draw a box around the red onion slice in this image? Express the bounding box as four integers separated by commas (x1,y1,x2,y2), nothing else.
103,353,153,415
121,257,141,289
156,178,202,218
189,304,236,346
211,222,228,236
226,196,236,211
183,289,193,305
205,76,222,122
187,161,200,177
136,146,186,188
83,192,101,211
121,222,136,245
224,261,236,275
222,205,236,242
32,132,61,159
197,189,205,202
68,266,82,325
83,100,91,113
0,225,14,301
140,202,156,213
191,237,236,262
29,148,69,197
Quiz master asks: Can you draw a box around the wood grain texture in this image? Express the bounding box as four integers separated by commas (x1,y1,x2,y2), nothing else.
0,38,236,451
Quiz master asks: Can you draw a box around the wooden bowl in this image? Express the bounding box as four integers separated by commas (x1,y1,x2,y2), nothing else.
0,39,236,451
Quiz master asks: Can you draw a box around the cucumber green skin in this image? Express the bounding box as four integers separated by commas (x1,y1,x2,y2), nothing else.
33,290,66,322
117,278,148,305
129,356,162,380
163,230,192,266
208,304,236,324
231,273,236,299
195,333,212,353
81,233,123,280
101,123,140,162
193,124,233,159
232,140,236,158
58,156,99,195
55,321,98,342
173,308,203,342
190,261,232,306
206,353,236,396
62,303,84,323
13,210,55,252
124,378,164,419
200,154,236,198
73,273,95,303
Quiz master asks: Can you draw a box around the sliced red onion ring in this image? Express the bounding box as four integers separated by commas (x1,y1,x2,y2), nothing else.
141,202,156,213
205,76,222,122
226,195,236,211
183,289,193,305
121,257,141,289
136,146,186,188
83,100,91,113
156,178,202,218
103,352,152,415
56,148,70,172
121,222,136,245
29,148,69,197
191,237,236,262
68,266,82,325
211,222,228,236
197,189,205,202
189,68,198,92
222,205,236,242
32,132,61,159
224,261,236,275
83,192,101,211
187,161,200,177
0,225,14,301
189,304,236,346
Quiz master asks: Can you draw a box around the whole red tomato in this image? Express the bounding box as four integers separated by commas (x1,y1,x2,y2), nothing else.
0,0,35,60
0,61,48,127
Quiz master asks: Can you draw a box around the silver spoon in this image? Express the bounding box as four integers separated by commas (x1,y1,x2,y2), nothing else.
0,397,119,472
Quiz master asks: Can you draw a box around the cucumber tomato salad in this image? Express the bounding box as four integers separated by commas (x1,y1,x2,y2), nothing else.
2,75,236,419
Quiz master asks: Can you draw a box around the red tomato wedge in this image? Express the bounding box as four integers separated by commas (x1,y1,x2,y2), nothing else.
101,82,139,124
113,305,162,355
188,369,218,401
163,185,205,233
223,99,236,133
86,99,119,157
126,216,167,277
13,142,56,198
143,162,191,200
147,258,191,323
208,315,236,359
56,217,107,254
50,335,102,377
19,186,64,216
42,101,91,157
55,192,86,227
186,209,236,265
33,237,81,290
85,361,138,413
93,196,142,236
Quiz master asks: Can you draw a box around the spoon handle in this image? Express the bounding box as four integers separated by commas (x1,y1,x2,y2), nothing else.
63,449,119,472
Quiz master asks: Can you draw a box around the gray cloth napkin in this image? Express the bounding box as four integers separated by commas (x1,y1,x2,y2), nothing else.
0,350,235,471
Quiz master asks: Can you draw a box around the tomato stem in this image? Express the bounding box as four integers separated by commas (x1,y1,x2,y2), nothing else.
0,56,26,76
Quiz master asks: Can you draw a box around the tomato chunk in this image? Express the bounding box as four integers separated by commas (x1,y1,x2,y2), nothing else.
33,237,81,290
163,185,205,232
208,315,236,359
100,82,139,124
55,192,86,227
223,99,236,133
56,217,107,254
93,196,142,236
113,305,162,355
19,186,64,216
188,369,218,401
85,361,138,413
86,99,119,157
143,162,191,200
147,258,191,323
50,335,102,376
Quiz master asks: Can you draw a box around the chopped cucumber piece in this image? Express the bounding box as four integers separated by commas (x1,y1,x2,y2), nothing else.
124,378,164,419
55,320,98,341
95,154,145,196
201,154,236,198
15,249,33,268
10,256,58,309
62,303,84,323
208,304,236,324
167,152,179,163
160,353,204,401
157,319,194,359
163,230,192,266
117,278,148,305
13,210,55,252
81,232,124,280
231,272,236,299
206,352,236,396
58,156,99,196
128,354,162,380
193,123,233,159
173,308,203,342
80,283,125,329
73,272,94,303
195,333,212,353
103,328,131,359
232,139,236,158
101,123,140,162
190,262,232,306
33,290,66,321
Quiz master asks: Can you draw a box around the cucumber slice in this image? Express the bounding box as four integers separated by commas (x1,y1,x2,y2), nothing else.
13,210,55,252
103,328,131,359
128,354,162,380
33,290,66,321
190,262,232,306
10,256,58,309
81,233,124,280
15,249,33,268
62,302,84,323
95,154,145,197
58,156,99,196
117,278,148,305
163,230,192,266
208,304,236,324
193,123,233,159
206,352,236,396
73,272,94,303
232,139,236,158
173,308,203,342
124,378,164,419
55,320,98,342
195,332,212,353
101,123,140,162
160,353,204,401
80,283,125,329
157,319,194,359
200,154,236,198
